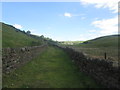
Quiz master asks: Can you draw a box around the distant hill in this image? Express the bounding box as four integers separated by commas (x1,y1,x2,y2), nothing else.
60,41,84,45
80,35,119,48
2,22,53,48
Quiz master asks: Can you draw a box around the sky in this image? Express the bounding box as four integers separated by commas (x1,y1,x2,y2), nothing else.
1,0,119,41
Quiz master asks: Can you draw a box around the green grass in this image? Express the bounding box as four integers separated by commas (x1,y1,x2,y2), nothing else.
3,46,101,88
68,46,118,61
2,23,44,48
78,35,119,48
65,35,119,61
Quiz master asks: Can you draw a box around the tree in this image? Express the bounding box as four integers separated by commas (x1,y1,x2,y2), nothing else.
26,30,31,34
22,30,26,34
40,35,44,39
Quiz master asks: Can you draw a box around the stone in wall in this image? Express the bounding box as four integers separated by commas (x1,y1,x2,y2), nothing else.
56,45,120,89
2,45,47,74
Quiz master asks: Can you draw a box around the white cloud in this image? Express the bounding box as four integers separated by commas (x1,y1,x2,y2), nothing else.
63,12,86,18
13,24,22,29
64,12,72,18
91,16,118,35
80,0,119,13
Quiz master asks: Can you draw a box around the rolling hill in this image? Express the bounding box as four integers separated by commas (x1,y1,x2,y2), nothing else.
79,35,119,48
1,22,50,48
65,35,119,61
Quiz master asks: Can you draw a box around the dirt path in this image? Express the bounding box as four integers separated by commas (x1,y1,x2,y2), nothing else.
3,46,101,88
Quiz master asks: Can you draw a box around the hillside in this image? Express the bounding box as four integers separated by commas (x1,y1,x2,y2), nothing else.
2,22,46,48
65,35,119,61
80,35,119,48
59,35,119,48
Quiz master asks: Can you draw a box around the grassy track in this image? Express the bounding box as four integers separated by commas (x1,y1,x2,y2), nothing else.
3,46,101,88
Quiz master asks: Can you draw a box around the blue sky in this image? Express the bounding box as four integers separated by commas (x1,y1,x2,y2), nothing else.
2,0,119,41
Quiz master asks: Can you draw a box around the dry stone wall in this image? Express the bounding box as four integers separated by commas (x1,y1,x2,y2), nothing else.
2,45,47,74
56,45,120,89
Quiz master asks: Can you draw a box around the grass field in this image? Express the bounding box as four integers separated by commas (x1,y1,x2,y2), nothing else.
3,46,102,88
68,46,118,61
2,23,44,48
62,35,119,61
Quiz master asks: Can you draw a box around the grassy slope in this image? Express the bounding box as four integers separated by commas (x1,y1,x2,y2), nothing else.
3,46,101,88
2,23,44,48
79,35,119,48
67,35,119,60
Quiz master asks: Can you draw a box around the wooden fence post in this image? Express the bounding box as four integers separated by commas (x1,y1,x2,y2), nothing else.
104,52,107,59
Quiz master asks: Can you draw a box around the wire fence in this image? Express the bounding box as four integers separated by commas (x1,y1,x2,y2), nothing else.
68,46,118,62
